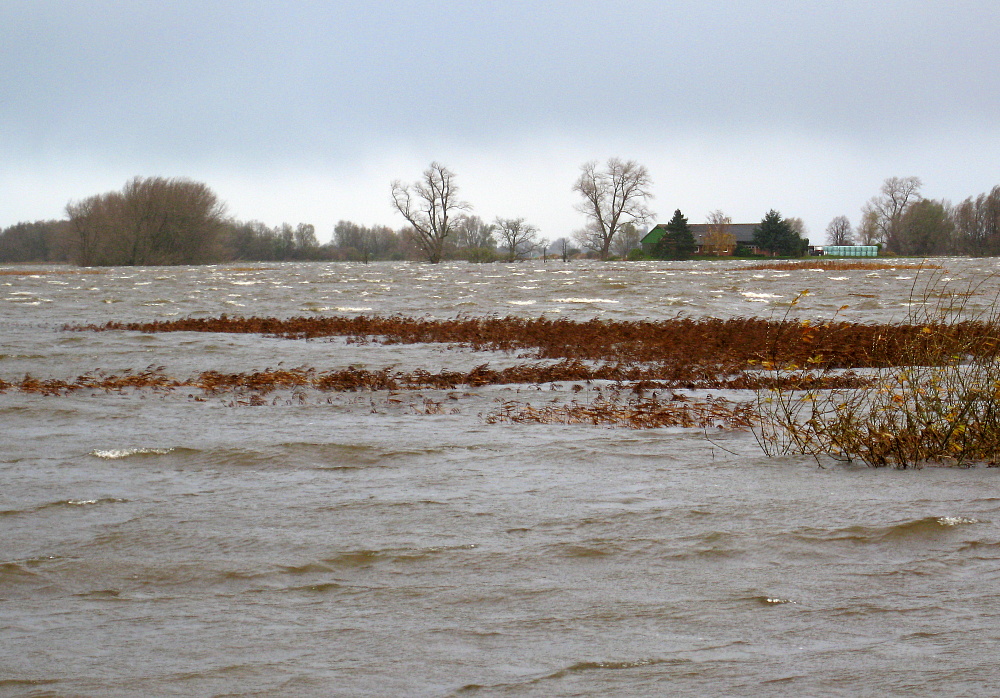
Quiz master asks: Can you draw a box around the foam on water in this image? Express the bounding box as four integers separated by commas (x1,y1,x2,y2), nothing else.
551,297,619,303
937,516,979,526
90,447,175,459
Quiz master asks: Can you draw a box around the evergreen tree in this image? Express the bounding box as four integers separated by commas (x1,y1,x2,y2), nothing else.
653,209,696,260
752,209,806,256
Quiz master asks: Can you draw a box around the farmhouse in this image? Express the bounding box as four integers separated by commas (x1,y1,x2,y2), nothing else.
641,223,761,256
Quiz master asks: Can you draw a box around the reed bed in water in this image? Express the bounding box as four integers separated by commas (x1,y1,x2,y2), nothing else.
71,314,1000,370
54,278,1000,466
487,391,754,429
0,363,871,396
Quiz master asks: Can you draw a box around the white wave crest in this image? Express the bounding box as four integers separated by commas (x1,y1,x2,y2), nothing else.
91,448,174,460
551,297,620,304
937,516,979,526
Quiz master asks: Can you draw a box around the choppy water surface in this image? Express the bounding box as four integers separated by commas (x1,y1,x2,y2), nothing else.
4,259,1000,696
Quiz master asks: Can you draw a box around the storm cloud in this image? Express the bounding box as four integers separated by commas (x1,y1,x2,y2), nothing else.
3,0,999,241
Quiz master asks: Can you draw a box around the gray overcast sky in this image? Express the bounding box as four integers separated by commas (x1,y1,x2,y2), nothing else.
3,0,999,242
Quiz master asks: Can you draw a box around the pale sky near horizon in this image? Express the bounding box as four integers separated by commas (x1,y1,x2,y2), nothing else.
3,1,999,243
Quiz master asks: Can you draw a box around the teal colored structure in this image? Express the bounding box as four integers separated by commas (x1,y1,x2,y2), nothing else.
823,245,878,257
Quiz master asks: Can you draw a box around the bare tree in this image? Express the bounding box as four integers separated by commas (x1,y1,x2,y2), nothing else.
785,217,808,241
65,176,227,266
825,215,854,245
707,210,731,230
861,176,922,252
495,217,539,262
0,220,69,263
454,214,496,250
391,162,469,263
896,198,954,256
951,186,1000,256
332,221,401,262
553,237,575,262
571,221,604,256
609,222,642,258
65,194,111,266
294,223,318,250
857,208,880,245
702,210,734,255
572,158,654,259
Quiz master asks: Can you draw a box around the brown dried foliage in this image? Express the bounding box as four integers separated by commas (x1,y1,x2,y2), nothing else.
72,314,1000,373
1,363,873,397
487,392,754,429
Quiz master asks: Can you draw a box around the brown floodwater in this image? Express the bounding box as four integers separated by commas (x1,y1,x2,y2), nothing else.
3,258,1000,696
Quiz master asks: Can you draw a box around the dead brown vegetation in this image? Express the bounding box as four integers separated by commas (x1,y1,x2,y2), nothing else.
486,390,754,429
71,314,1000,376
28,275,1000,459
0,362,871,398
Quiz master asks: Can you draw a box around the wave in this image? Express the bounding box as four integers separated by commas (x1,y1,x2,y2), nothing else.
654,530,744,560
279,441,449,469
279,544,478,575
285,581,343,593
453,653,712,694
112,442,428,470
551,297,620,304
937,516,980,526
548,542,616,558
741,292,782,301
1,497,128,516
744,595,798,606
0,679,61,689
0,561,39,582
793,516,981,544
73,588,122,599
550,657,685,675
90,447,177,459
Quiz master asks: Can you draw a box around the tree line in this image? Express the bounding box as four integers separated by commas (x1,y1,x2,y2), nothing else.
825,177,1000,256
5,169,999,266
0,174,577,265
0,160,646,266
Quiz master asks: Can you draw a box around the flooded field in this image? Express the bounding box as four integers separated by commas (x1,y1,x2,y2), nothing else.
4,258,1000,696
